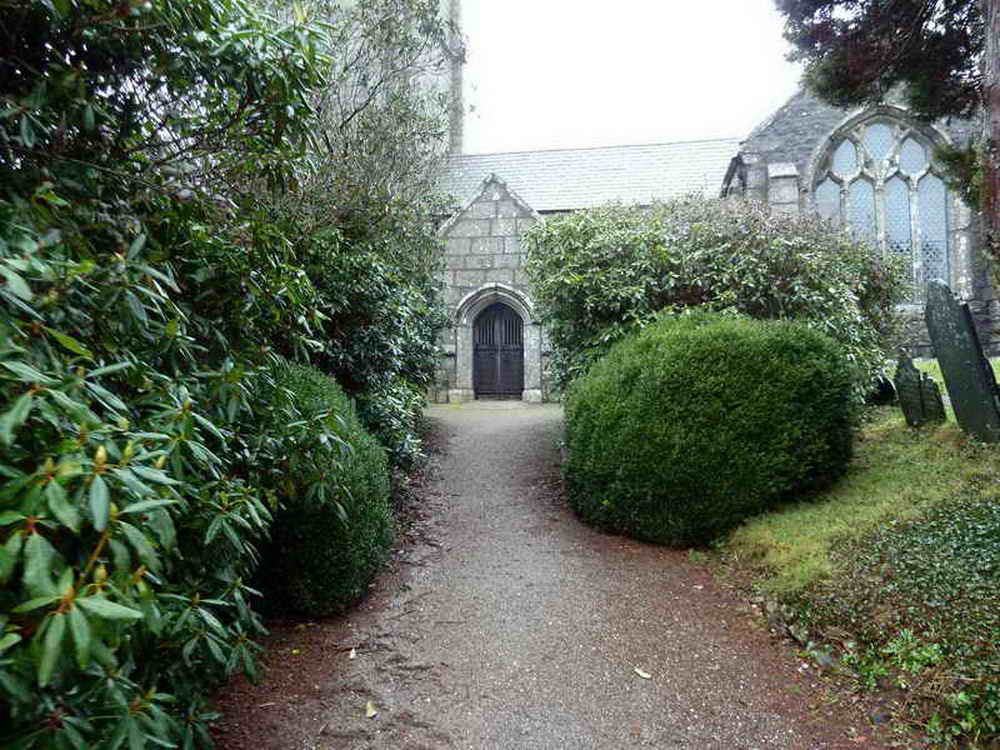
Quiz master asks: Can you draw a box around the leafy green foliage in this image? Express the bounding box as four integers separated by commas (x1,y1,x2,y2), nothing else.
254,363,392,617
719,407,1000,746
281,0,454,466
523,197,908,398
300,202,447,467
0,196,274,749
0,0,329,200
208,0,455,467
935,141,986,212
801,473,1000,745
0,0,451,744
0,1,347,746
564,312,854,546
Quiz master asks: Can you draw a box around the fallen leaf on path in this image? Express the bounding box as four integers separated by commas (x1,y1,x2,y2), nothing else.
365,701,378,719
634,667,652,680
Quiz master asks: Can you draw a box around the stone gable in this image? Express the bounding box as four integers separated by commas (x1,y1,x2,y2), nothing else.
438,174,540,313
432,175,544,403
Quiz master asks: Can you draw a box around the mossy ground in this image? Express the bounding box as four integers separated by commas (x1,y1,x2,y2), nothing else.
718,391,1000,747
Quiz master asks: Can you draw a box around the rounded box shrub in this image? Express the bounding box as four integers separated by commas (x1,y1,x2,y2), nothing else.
563,311,854,546
256,363,393,616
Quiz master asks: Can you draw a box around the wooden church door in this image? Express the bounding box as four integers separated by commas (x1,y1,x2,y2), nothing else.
473,303,524,398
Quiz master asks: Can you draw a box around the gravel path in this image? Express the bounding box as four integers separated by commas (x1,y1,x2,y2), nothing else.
214,402,885,750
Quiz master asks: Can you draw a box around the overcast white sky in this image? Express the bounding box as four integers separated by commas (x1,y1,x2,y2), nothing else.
460,1,805,155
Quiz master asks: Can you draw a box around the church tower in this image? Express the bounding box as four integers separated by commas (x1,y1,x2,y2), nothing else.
445,0,465,154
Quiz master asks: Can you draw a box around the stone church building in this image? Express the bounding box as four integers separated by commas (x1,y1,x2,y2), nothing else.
434,42,994,404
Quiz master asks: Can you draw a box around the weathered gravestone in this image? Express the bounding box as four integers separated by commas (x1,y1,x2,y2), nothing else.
924,280,1000,442
893,351,946,427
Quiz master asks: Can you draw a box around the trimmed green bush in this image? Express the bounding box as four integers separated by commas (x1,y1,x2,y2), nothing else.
256,363,393,617
564,312,853,546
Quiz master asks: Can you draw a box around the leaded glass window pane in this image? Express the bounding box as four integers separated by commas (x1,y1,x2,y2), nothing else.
918,174,949,286
863,123,894,164
832,140,858,176
816,125,951,300
847,179,876,242
815,178,840,221
899,138,927,175
884,176,912,256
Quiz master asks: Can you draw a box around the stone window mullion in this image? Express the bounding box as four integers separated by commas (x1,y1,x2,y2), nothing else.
909,177,924,299
874,176,888,254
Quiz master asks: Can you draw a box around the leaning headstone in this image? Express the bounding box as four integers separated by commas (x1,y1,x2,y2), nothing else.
893,351,946,427
866,375,897,406
924,280,1000,442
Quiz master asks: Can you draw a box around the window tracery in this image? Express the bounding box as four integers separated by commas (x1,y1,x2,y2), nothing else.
814,118,950,301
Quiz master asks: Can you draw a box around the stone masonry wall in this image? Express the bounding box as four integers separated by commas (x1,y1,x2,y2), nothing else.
432,177,542,401
441,190,537,310
732,89,995,354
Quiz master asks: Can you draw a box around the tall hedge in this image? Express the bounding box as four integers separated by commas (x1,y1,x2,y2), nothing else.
564,312,854,546
523,197,909,398
300,212,447,468
255,363,393,617
0,2,334,745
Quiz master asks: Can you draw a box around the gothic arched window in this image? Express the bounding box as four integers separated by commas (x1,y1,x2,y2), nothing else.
814,118,951,302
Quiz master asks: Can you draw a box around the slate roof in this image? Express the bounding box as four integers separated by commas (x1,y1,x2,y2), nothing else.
440,137,742,212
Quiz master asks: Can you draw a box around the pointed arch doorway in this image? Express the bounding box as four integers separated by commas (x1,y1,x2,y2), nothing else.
473,302,524,398
449,283,542,403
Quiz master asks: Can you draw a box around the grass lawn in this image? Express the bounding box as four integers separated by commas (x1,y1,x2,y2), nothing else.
722,410,980,595
719,397,1000,747
913,356,1000,388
